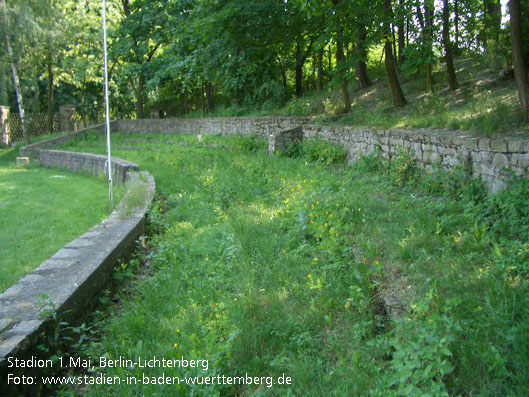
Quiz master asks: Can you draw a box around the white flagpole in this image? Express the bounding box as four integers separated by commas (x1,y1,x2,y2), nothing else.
102,0,113,207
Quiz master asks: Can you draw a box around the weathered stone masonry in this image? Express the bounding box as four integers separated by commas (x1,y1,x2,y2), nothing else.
111,117,529,193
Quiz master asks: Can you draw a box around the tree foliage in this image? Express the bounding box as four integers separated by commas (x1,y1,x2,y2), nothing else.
0,0,527,119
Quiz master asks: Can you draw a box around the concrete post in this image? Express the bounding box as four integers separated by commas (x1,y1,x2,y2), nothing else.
59,105,77,132
0,106,10,146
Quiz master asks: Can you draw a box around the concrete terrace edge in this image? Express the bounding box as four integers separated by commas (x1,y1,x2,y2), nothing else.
0,144,155,389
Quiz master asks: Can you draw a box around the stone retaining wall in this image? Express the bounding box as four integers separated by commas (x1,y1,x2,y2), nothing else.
20,116,529,193
113,117,311,137
112,117,528,193
302,125,529,193
0,149,155,395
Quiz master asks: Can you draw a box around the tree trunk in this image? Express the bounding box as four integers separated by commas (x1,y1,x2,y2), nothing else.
356,60,372,89
336,33,351,112
182,90,188,114
442,0,458,90
355,25,372,89
398,0,406,65
206,83,213,112
0,62,6,105
136,73,144,119
391,24,397,62
201,84,206,112
1,0,27,143
295,40,303,97
332,0,350,112
312,54,316,89
454,0,460,53
47,43,54,133
510,0,529,120
384,0,407,106
317,48,323,91
424,0,434,92
276,54,288,94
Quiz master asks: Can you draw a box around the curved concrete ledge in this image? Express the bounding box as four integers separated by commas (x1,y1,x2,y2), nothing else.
0,149,155,391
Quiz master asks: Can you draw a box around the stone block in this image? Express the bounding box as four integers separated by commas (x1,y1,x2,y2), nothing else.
463,137,479,150
508,140,523,152
489,139,508,152
493,153,509,170
15,157,30,167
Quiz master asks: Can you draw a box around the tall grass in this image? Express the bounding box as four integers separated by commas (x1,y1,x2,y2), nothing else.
57,134,529,395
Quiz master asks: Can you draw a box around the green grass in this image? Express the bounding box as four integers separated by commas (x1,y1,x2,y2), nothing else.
55,133,529,396
0,147,120,293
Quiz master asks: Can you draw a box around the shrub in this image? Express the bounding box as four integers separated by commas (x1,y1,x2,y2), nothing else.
299,139,348,166
480,178,529,241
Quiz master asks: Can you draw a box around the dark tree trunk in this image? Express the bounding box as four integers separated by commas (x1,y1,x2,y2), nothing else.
312,54,316,89
398,0,406,65
442,0,458,90
276,54,288,93
336,36,351,112
136,73,144,119
510,0,529,119
454,0,460,52
317,48,323,91
206,83,213,112
182,90,188,114
355,25,372,89
356,60,372,89
201,84,206,112
47,44,54,133
295,41,303,97
331,0,350,112
392,24,397,62
384,0,407,106
424,0,434,92
415,0,425,29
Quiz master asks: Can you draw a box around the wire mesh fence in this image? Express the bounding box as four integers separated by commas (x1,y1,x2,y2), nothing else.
7,112,61,143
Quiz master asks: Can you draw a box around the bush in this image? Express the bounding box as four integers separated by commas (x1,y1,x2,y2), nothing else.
389,151,422,187
298,139,348,166
480,178,529,241
229,136,267,153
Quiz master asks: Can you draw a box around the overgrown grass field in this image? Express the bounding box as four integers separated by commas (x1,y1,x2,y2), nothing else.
0,147,118,293
58,132,529,395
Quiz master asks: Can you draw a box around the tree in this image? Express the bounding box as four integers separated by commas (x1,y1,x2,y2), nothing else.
510,0,529,119
331,0,351,112
113,0,169,119
1,0,26,143
353,20,373,89
383,0,407,106
442,0,459,90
